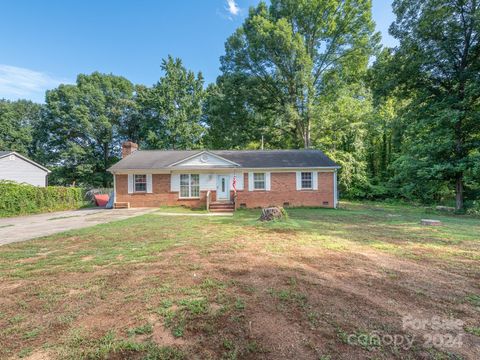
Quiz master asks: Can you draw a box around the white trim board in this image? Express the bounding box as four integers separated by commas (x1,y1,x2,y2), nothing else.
111,167,338,174
167,151,241,168
0,151,50,173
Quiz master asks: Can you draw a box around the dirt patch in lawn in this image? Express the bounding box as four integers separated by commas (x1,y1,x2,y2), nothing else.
152,323,186,346
21,350,52,360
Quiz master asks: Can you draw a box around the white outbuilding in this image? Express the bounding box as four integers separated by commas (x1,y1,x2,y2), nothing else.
0,151,50,187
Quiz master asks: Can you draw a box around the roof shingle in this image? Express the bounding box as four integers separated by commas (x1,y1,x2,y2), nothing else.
108,149,339,171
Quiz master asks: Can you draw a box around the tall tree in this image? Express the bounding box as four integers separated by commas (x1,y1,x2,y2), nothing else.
0,99,42,157
217,0,379,148
366,49,409,185
204,74,289,149
117,85,143,144
311,83,373,195
40,72,134,187
389,0,480,209
137,56,205,149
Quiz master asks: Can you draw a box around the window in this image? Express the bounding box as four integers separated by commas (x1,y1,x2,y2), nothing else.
179,174,200,198
253,173,266,190
301,172,313,189
134,174,147,192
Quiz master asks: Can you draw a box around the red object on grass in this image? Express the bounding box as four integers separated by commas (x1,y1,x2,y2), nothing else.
94,194,109,207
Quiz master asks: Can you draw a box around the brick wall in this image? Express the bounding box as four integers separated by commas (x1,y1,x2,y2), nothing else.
115,174,208,208
115,171,335,209
235,172,334,208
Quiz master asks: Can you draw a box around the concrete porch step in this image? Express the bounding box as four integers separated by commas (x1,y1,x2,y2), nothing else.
210,201,234,205
209,204,235,209
114,202,130,209
209,201,235,213
210,207,235,213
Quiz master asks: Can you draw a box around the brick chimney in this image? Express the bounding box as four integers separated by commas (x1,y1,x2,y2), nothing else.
122,141,138,158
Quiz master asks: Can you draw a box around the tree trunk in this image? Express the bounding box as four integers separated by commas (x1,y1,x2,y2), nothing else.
455,175,464,211
303,113,311,149
103,143,109,188
304,128,310,149
381,124,388,179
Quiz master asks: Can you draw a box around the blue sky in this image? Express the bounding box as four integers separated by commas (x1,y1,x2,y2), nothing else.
0,0,396,103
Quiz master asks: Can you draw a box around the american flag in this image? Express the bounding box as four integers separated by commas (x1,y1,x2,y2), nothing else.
232,174,237,193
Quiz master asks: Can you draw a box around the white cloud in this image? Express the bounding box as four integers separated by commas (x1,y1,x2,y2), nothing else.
0,64,70,103
226,0,240,16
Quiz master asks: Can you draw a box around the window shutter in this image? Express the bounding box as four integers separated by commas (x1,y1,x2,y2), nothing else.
313,172,318,190
235,172,244,191
146,174,153,193
265,172,271,191
127,174,133,194
248,172,254,191
171,174,179,191
296,172,301,190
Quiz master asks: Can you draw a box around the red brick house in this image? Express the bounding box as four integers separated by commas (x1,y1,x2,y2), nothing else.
108,142,339,211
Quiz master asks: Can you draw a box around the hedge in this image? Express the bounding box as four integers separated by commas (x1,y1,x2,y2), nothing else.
0,181,85,217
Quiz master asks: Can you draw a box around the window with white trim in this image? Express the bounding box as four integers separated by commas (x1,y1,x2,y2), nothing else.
180,174,200,198
253,173,266,190
134,174,147,192
301,172,313,189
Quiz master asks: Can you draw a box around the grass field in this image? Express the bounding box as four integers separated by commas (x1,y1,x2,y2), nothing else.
0,202,479,359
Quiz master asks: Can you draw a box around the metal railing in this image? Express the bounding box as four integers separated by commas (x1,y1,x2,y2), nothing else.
206,190,211,212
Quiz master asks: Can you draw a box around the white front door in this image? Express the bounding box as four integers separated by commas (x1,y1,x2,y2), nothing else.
216,175,230,200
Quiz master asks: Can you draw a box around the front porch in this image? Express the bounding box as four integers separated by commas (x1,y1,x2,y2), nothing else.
206,195,235,213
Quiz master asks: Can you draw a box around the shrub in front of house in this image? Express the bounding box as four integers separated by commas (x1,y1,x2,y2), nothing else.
0,181,85,217
466,200,480,216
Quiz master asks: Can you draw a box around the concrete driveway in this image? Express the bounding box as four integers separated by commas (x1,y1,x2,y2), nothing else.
0,208,156,246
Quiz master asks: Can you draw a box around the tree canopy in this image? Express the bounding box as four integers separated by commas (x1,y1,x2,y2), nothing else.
0,99,42,157
210,0,379,148
39,72,135,187
137,56,205,150
386,0,480,209
1,1,479,210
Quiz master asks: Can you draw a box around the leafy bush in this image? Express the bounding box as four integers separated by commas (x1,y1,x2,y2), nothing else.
0,181,85,217
466,201,480,216
279,207,289,219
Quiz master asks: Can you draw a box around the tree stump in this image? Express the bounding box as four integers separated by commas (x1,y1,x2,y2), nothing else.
259,207,284,221
421,219,442,226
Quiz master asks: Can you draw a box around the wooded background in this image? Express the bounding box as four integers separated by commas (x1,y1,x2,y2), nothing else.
1,0,478,211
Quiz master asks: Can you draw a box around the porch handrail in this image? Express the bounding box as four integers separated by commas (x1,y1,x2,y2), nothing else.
206,190,211,212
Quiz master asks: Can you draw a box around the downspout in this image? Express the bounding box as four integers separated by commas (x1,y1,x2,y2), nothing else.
113,172,116,207
333,169,338,209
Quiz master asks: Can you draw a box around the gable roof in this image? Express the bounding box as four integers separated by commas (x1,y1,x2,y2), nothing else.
168,151,242,167
0,151,51,173
108,149,339,171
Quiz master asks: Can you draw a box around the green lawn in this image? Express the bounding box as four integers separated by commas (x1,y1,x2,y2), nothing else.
0,202,479,359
